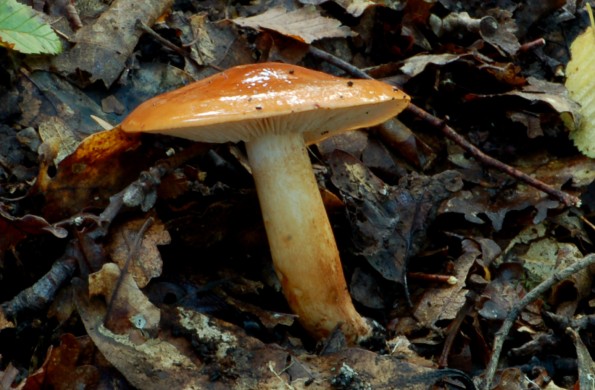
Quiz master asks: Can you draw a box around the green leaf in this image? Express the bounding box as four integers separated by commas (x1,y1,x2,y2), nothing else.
0,0,62,55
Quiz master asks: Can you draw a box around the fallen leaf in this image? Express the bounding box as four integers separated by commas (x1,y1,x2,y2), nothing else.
36,127,144,221
22,334,100,389
414,239,482,327
299,0,376,17
52,0,175,86
441,188,559,231
88,263,161,336
481,9,520,56
0,0,62,54
107,217,170,288
38,116,80,165
328,150,463,291
232,6,355,44
75,286,203,389
400,53,465,77
565,23,595,157
0,207,67,260
506,77,580,118
75,279,452,389
567,327,595,390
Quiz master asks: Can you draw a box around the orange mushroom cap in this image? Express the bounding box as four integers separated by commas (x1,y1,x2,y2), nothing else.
120,62,409,144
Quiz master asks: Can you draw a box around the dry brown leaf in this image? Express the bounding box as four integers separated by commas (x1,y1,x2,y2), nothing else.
568,327,595,390
507,77,580,114
0,310,14,331
300,0,376,17
75,287,202,390
52,0,175,86
38,116,80,166
107,217,170,288
400,53,465,77
88,263,161,336
414,239,480,327
75,280,443,390
37,127,143,221
187,13,216,66
232,6,355,44
22,334,100,389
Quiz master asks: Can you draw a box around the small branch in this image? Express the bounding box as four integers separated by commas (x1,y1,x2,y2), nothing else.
136,20,223,73
308,46,369,79
439,291,477,368
136,20,198,66
480,253,595,390
517,38,546,53
1,253,77,320
406,104,581,207
98,141,209,232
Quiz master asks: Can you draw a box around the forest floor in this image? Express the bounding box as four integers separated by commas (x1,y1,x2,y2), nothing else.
1,1,595,389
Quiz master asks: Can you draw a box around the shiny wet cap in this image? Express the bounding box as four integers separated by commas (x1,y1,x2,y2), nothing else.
121,62,410,144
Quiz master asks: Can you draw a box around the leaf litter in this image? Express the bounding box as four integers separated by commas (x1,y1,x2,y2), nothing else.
1,0,595,389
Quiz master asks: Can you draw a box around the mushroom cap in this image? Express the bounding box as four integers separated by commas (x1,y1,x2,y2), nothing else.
120,62,409,144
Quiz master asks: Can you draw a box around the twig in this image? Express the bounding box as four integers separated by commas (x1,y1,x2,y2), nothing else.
517,38,546,53
136,20,189,58
406,104,581,207
307,47,581,208
136,20,224,73
0,253,77,320
439,291,477,368
480,253,595,390
267,361,296,390
408,272,458,285
308,46,369,78
98,141,209,231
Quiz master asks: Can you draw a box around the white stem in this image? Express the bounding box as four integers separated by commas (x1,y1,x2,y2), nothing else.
246,132,370,341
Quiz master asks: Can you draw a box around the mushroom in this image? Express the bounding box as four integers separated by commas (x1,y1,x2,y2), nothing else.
120,62,410,342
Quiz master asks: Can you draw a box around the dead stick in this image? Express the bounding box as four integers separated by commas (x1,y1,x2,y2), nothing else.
480,253,595,390
406,104,581,207
1,253,77,320
308,46,581,207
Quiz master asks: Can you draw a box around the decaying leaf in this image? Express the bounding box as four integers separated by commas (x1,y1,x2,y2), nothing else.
501,223,591,316
52,0,174,86
328,150,463,290
38,116,80,166
400,53,466,78
414,239,496,327
503,77,580,122
232,6,355,44
75,286,202,389
441,188,559,231
22,334,100,388
567,327,595,390
565,22,595,157
107,217,170,288
75,279,454,389
299,0,376,17
0,207,67,260
89,263,161,336
36,127,144,221
478,263,530,322
442,153,593,231
187,13,216,66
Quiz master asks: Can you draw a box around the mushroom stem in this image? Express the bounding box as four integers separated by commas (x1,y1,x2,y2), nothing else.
246,132,371,342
